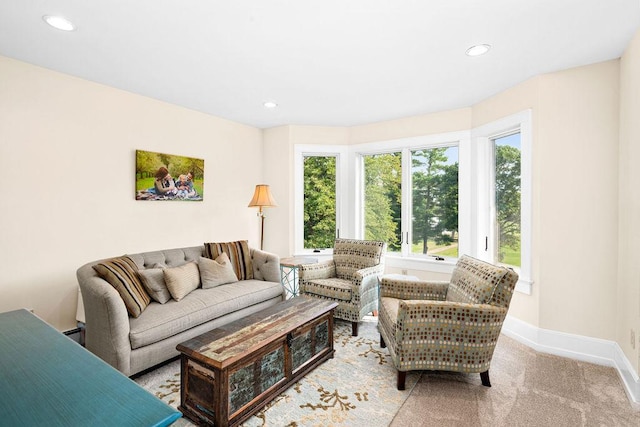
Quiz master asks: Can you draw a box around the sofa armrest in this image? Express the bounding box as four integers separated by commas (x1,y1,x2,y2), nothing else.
250,248,280,283
77,264,133,375
380,278,448,301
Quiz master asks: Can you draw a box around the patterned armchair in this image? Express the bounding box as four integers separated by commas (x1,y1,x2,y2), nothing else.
378,255,518,390
298,239,386,336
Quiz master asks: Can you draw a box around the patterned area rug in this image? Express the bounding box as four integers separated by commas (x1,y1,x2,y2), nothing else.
134,317,419,426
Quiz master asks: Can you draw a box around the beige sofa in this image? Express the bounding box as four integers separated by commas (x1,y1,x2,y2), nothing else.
77,245,284,376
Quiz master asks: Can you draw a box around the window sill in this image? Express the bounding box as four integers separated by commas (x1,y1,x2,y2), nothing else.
386,254,533,296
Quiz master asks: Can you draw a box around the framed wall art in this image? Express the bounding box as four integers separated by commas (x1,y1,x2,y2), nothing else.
135,149,204,201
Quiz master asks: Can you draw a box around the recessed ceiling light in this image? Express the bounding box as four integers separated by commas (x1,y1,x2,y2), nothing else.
466,44,491,57
263,101,278,109
43,15,76,32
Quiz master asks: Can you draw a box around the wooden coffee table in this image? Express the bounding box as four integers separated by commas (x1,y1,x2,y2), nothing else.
176,296,338,427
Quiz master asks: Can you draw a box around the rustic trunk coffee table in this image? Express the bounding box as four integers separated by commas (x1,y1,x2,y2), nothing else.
176,296,338,426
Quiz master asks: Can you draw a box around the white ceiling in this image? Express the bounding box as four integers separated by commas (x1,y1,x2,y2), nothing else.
1,1,639,129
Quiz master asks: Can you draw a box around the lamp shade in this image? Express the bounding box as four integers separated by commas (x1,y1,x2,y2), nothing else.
248,184,278,208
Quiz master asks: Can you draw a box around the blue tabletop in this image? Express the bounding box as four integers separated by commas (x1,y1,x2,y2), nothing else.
0,309,181,426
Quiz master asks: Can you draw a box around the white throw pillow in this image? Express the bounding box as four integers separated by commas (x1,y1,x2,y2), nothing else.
163,261,200,301
199,253,239,289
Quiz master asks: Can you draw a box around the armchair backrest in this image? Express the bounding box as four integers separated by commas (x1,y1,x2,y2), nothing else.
333,239,386,280
446,255,519,309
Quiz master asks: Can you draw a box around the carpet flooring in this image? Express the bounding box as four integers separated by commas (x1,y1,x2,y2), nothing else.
391,334,640,426
136,318,640,426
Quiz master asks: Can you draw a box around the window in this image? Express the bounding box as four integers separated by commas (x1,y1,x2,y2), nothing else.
303,155,337,249
363,152,402,251
354,132,467,263
473,110,532,294
294,145,347,254
493,133,521,267
293,110,531,294
410,146,459,259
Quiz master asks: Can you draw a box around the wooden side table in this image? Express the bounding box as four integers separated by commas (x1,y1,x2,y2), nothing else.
280,257,318,298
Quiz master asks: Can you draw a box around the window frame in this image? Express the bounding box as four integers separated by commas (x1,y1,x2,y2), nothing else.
292,110,532,295
350,131,471,270
471,110,533,294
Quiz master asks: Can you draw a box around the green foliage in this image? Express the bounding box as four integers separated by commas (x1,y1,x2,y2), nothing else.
411,148,458,255
304,156,336,249
364,153,401,250
495,144,521,264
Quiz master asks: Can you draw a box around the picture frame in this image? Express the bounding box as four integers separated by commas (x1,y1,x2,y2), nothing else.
135,149,204,201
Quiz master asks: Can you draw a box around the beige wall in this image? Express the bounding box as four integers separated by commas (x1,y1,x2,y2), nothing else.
0,56,264,331
618,29,640,372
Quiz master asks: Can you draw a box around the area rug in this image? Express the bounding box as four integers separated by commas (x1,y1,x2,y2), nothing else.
134,317,419,426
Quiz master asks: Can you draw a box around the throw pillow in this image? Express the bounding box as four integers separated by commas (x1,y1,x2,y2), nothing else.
199,253,239,289
93,256,151,318
163,261,200,301
203,240,253,280
138,263,171,304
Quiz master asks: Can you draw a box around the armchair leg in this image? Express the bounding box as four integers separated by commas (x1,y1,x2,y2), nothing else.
351,321,358,337
480,370,491,387
397,371,406,390
380,335,386,348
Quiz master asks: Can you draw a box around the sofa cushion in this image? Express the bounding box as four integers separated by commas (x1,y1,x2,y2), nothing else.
304,278,353,301
93,256,151,318
446,255,508,304
164,261,200,301
128,279,283,349
138,263,171,304
199,254,238,289
204,240,253,280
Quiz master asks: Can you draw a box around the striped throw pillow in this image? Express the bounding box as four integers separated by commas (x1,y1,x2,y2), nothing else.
93,256,151,318
204,240,253,280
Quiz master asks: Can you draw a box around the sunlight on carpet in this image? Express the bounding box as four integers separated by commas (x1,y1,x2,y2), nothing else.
135,316,418,426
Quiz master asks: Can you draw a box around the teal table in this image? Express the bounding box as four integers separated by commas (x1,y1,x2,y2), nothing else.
0,309,181,426
280,257,318,298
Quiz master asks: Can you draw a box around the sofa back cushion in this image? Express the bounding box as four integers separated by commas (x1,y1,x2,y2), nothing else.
93,256,151,318
204,240,253,280
333,239,385,280
446,255,512,306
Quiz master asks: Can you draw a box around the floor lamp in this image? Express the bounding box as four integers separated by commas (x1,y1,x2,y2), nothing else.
248,184,278,250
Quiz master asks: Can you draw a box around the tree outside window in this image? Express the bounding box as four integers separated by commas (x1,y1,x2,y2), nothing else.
494,134,521,267
411,147,458,257
303,156,336,249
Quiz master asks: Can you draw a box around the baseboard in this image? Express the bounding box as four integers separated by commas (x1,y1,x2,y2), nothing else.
502,315,640,405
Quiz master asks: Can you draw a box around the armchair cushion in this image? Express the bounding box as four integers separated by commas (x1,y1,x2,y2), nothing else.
333,238,385,279
445,255,510,305
303,278,353,301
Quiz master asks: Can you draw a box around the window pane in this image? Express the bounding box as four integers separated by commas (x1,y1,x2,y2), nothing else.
303,156,336,249
363,152,402,251
494,133,521,267
411,147,458,258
